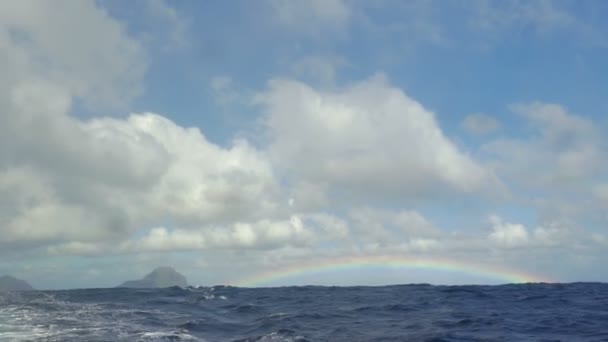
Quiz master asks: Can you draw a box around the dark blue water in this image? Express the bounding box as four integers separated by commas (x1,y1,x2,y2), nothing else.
1,283,608,341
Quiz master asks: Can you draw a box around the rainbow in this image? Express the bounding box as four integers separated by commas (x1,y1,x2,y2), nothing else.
233,255,553,287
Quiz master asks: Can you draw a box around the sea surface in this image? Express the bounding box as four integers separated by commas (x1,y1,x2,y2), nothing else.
1,283,607,341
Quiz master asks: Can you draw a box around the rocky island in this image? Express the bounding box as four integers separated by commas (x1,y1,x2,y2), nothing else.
118,266,188,288
0,275,35,291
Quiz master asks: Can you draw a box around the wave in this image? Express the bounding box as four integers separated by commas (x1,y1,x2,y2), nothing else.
1,283,608,341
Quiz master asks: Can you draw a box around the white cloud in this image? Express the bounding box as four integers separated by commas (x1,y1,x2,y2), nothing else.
513,102,597,143
48,242,103,256
48,213,351,255
486,215,598,251
0,108,280,248
488,215,529,248
462,113,500,135
288,181,330,212
480,102,608,228
42,206,445,256
209,75,242,106
0,0,146,109
408,238,442,252
0,0,279,250
108,113,279,226
291,55,348,85
268,0,351,34
484,102,603,189
532,222,570,248
0,0,148,248
474,0,573,30
3,0,608,287
133,216,313,252
350,208,440,244
256,73,501,202
593,184,608,203
471,0,600,42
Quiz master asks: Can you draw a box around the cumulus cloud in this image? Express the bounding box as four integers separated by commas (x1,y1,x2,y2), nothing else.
0,0,144,248
0,0,323,258
0,111,280,248
256,74,501,202
486,215,599,251
4,0,608,288
462,113,500,135
0,0,146,109
3,0,506,257
46,213,352,256
133,216,312,252
0,1,281,251
488,215,529,248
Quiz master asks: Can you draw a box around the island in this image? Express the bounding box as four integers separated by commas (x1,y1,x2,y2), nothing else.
0,275,35,291
117,266,188,288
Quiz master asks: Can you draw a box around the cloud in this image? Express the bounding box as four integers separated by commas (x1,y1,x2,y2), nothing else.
3,0,508,258
462,113,500,135
514,102,597,142
470,0,603,44
488,215,529,248
291,55,348,85
46,213,351,256
129,207,446,256
268,0,351,34
480,102,608,226
593,184,608,203
256,73,501,203
144,0,189,49
345,207,443,253
474,0,574,31
209,75,242,106
0,2,284,252
350,208,440,244
48,242,104,256
347,0,606,53
0,0,146,109
4,0,608,288
0,0,145,248
483,102,603,189
0,111,280,249
132,216,313,252
486,213,605,254
357,1,445,47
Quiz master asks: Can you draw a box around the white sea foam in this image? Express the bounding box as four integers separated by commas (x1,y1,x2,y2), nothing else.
137,331,203,341
0,292,195,341
256,331,308,342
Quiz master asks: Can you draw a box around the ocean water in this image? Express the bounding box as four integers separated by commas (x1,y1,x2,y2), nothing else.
1,283,607,341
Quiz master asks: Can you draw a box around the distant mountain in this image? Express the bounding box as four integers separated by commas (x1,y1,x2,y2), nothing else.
0,275,35,291
118,267,188,288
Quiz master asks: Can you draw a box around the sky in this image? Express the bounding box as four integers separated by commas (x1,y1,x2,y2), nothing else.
1,0,608,289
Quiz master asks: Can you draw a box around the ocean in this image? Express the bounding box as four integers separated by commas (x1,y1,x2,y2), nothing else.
1,283,607,341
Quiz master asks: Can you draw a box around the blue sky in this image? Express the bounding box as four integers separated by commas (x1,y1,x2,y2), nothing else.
1,0,608,289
